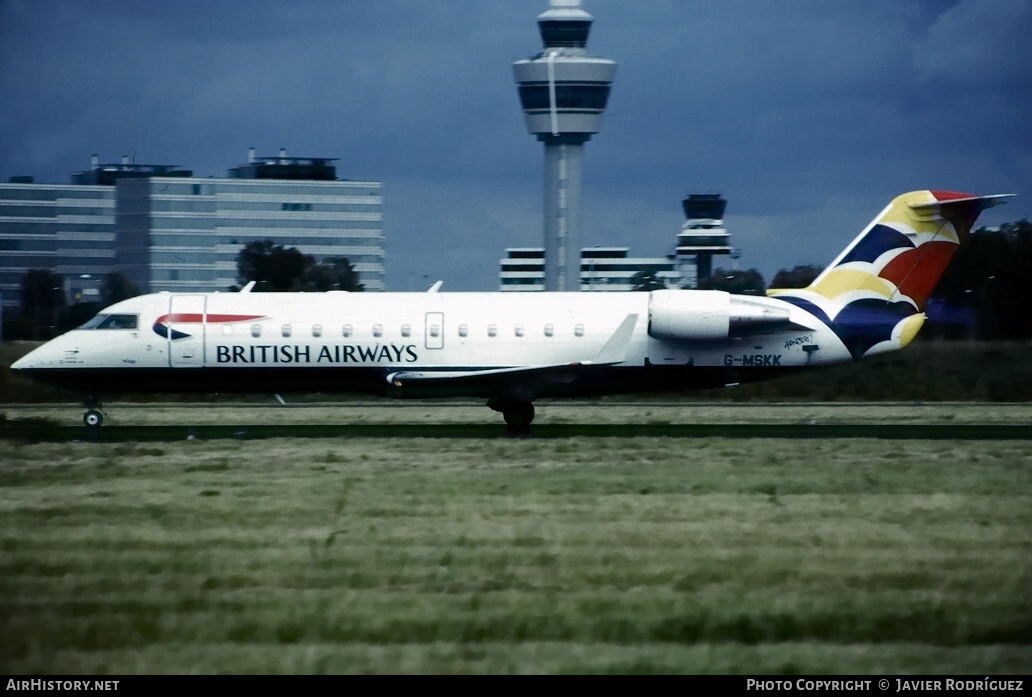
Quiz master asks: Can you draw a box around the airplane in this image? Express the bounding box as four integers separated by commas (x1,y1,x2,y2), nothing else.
11,189,1011,431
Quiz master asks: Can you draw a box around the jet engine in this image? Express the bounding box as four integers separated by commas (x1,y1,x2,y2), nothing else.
648,290,730,341
648,290,793,342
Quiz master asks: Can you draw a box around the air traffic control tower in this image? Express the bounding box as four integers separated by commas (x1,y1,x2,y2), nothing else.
676,194,735,288
513,0,616,291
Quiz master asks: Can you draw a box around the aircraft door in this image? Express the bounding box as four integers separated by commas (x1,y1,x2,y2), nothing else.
167,295,207,367
425,312,444,350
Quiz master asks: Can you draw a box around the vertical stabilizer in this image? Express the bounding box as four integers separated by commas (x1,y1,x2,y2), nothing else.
772,190,1011,359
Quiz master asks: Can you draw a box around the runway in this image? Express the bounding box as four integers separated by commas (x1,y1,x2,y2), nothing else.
1,400,1030,441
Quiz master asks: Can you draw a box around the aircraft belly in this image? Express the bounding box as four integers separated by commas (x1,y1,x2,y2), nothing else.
17,365,393,397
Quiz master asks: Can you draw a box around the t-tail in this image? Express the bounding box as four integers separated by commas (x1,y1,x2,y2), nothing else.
771,190,1013,360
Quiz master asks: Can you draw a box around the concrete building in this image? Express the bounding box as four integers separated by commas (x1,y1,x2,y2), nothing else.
2,156,196,310
499,193,737,291
117,150,384,293
0,151,384,313
500,247,678,291
0,174,118,312
513,0,617,291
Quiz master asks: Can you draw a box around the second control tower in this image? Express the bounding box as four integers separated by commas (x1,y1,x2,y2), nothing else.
513,0,617,291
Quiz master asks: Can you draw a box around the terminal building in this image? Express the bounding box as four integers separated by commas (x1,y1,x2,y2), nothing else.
499,247,679,291
0,155,193,311
0,150,384,312
117,149,384,294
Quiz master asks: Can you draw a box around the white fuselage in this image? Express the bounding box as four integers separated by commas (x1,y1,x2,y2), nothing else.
12,289,850,401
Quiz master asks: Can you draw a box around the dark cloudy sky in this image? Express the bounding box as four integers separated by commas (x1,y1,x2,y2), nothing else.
1,0,1029,291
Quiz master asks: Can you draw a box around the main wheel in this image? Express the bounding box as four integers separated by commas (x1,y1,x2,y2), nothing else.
502,402,535,433
84,409,103,427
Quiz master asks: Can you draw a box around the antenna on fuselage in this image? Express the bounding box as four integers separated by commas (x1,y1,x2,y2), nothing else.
240,281,256,293
427,281,443,293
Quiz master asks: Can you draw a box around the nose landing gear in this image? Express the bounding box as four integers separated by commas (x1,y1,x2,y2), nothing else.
82,395,104,427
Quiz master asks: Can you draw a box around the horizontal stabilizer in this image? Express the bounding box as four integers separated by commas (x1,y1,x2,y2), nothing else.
908,193,1013,213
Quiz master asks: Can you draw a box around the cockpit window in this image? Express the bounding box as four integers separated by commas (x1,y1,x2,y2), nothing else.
80,313,138,330
80,314,108,329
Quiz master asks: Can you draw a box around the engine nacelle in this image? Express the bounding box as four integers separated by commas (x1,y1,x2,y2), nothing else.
648,290,731,342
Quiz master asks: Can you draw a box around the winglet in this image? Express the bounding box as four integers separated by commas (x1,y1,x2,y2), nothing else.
589,314,638,365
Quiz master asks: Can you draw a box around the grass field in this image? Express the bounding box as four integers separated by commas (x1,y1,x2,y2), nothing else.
1,433,1030,674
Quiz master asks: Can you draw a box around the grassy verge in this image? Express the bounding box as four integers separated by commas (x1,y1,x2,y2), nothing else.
1,437,1029,674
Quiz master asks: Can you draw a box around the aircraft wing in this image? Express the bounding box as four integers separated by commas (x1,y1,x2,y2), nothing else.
386,313,638,393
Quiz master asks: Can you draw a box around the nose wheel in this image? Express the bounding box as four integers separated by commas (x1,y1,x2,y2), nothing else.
82,394,104,427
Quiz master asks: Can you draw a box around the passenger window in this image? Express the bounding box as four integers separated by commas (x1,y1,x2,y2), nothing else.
544,323,554,337
458,324,468,338
251,324,261,338
282,324,292,338
312,324,323,338
574,323,585,337
401,324,411,338
487,324,497,337
514,324,524,337
429,324,441,338
342,324,353,338
373,324,383,338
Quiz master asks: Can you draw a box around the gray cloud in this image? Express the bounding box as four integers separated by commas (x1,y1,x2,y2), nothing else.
1,0,1028,290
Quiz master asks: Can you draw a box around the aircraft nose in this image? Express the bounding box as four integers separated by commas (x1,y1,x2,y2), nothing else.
10,341,60,371
10,346,41,371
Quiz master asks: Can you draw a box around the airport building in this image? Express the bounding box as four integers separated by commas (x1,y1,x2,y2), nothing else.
499,247,679,291
0,151,384,312
118,150,384,294
675,194,735,289
499,193,736,292
0,181,113,311
513,0,617,291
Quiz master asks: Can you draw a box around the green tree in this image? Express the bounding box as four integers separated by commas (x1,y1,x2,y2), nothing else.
100,272,140,307
698,268,766,296
19,269,66,340
930,220,1032,339
235,241,363,293
58,301,101,334
235,240,311,292
629,269,666,292
294,257,364,292
770,264,822,289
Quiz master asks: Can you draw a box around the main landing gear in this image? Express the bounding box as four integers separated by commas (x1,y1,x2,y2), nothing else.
488,397,535,434
83,395,104,427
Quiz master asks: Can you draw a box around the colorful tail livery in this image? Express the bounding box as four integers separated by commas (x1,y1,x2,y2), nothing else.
772,190,1012,359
